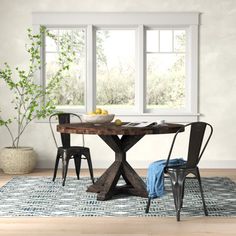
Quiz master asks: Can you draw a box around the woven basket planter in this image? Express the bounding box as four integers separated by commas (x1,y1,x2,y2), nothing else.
0,147,37,174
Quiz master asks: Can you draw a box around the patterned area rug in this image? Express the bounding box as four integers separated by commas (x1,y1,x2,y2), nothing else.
0,176,235,217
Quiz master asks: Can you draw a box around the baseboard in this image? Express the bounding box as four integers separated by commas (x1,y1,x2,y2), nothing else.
36,159,236,169
198,160,236,169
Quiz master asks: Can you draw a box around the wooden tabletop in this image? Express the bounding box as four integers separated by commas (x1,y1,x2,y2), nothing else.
57,122,184,135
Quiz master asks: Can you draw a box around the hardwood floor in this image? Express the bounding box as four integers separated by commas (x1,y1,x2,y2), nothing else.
0,169,236,236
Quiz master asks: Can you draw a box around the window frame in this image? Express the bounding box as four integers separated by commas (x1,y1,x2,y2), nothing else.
33,12,199,122
144,26,188,113
95,27,138,113
44,27,87,111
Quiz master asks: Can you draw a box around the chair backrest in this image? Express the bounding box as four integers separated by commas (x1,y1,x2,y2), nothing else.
49,113,84,149
166,122,213,168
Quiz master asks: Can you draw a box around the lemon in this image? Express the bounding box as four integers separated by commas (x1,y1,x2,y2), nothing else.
95,108,102,114
87,111,96,115
101,109,108,115
115,119,122,126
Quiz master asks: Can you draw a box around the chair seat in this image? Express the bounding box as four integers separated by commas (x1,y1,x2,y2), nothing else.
59,146,89,149
165,165,200,174
58,146,90,152
57,146,90,159
165,164,187,170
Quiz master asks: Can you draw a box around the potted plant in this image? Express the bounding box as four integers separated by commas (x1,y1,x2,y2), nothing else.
0,27,75,174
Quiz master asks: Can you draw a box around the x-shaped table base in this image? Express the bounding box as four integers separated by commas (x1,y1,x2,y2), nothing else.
87,134,148,200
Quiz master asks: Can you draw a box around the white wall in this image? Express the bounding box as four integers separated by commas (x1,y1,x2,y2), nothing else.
0,0,236,169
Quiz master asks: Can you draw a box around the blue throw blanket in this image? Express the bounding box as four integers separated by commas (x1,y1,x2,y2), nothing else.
147,158,186,199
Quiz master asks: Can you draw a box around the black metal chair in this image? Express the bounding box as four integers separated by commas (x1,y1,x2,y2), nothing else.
145,121,213,221
49,113,94,186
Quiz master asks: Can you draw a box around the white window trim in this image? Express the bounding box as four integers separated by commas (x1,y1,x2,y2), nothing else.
32,12,199,123
144,26,189,115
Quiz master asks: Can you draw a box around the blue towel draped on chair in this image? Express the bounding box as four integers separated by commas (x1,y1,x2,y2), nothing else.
146,158,186,199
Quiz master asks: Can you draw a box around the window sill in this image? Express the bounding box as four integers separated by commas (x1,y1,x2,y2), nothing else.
35,113,199,123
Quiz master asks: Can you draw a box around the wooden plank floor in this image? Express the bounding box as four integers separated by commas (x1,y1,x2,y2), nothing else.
0,169,236,236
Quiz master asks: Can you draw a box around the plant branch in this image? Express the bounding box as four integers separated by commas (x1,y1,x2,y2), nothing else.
0,26,76,147
5,124,15,147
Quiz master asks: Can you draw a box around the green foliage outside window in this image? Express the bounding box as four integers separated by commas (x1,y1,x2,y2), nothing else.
44,29,186,109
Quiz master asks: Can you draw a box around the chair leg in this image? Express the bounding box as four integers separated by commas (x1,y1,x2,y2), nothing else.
85,150,95,184
181,179,186,208
196,169,208,216
74,156,82,180
175,182,184,221
62,157,70,186
145,197,151,213
169,172,186,221
52,152,60,182
62,152,66,179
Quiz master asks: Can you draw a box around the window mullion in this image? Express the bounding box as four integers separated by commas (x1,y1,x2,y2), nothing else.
137,25,145,114
86,25,96,113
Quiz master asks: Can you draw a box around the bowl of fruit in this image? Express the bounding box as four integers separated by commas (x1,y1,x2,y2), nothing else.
82,108,115,124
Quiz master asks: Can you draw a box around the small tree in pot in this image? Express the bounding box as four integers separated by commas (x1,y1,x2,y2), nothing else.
0,27,75,174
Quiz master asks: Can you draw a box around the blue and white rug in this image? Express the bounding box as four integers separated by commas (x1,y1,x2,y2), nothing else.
0,176,235,217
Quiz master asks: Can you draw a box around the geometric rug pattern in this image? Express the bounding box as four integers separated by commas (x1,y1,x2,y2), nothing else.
0,176,235,217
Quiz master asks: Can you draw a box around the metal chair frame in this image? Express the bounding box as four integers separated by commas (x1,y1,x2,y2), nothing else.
49,112,94,186
145,121,213,221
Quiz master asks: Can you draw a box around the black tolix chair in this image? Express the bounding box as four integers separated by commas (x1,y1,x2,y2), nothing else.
49,113,94,186
145,121,213,221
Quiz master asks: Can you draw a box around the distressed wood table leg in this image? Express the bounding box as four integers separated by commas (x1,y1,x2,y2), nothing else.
87,161,121,193
121,161,148,197
87,134,148,200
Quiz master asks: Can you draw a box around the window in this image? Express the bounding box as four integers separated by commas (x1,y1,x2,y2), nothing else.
146,29,186,110
45,28,86,109
33,12,199,122
96,29,136,111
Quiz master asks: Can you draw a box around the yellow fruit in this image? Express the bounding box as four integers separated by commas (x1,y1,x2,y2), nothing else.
101,109,108,115
87,111,96,115
115,119,122,126
95,108,102,114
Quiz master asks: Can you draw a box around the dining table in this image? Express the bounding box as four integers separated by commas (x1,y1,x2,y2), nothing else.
57,122,184,201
